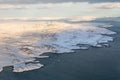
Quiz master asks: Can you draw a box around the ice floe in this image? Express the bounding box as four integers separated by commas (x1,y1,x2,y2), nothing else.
0,21,116,72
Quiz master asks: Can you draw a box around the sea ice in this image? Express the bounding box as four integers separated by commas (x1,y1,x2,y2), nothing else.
0,21,116,72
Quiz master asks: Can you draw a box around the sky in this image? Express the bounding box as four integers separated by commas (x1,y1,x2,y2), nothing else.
0,0,119,19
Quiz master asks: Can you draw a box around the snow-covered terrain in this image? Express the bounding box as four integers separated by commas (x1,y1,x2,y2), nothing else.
0,21,116,72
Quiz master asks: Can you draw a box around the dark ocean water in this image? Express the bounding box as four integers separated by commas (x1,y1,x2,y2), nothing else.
0,21,120,80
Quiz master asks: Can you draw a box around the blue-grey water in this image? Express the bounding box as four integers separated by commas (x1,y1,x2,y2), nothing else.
0,21,120,80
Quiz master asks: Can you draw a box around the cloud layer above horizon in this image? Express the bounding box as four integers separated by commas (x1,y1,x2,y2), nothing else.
0,0,119,19
0,0,119,4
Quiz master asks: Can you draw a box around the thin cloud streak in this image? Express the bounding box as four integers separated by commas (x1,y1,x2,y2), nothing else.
1,2,120,10
0,2,80,9
94,2,120,9
0,16,96,22
0,0,119,4
0,4,56,9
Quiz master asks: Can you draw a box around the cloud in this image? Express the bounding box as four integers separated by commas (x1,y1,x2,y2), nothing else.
0,4,56,9
0,16,120,23
0,2,119,18
94,2,120,9
0,2,120,10
67,16,96,22
0,2,79,9
93,16,120,22
0,0,119,4
0,16,96,22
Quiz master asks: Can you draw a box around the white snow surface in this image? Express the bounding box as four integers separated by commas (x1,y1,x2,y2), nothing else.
0,22,116,72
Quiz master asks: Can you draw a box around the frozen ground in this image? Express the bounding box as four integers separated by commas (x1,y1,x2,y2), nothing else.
0,21,116,72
